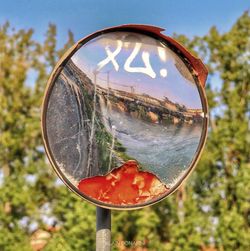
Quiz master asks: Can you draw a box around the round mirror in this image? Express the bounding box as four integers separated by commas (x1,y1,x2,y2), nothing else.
42,25,208,209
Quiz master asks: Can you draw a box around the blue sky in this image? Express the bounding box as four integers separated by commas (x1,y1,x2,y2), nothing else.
1,0,249,90
0,0,249,47
72,32,202,108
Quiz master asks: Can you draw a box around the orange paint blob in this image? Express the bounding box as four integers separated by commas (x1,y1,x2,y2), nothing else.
78,161,169,205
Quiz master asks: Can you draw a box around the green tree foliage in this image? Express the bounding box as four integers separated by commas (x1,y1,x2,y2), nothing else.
166,12,250,251
0,12,249,251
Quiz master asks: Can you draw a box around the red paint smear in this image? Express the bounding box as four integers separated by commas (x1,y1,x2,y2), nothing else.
78,161,169,205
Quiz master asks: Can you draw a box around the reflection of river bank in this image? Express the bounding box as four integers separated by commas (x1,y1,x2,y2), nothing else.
99,99,203,187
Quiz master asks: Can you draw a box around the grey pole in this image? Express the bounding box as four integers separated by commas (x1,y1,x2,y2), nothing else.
96,207,111,251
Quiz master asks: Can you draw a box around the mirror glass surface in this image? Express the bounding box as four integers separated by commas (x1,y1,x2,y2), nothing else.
45,31,206,207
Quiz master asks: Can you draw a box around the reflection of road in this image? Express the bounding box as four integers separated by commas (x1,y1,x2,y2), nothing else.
101,104,202,187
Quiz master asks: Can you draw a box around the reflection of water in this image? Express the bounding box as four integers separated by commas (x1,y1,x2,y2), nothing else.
99,99,202,187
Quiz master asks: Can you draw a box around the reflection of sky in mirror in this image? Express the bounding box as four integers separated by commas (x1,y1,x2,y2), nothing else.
72,32,202,109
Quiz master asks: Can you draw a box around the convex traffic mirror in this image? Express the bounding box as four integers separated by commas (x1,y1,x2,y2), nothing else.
42,25,208,209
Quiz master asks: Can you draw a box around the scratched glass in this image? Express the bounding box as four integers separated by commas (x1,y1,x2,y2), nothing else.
44,31,207,208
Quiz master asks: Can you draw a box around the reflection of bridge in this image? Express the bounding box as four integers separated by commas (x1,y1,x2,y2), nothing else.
96,85,203,124
66,59,203,125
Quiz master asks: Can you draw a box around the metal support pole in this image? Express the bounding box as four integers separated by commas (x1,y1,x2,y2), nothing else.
96,207,111,251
